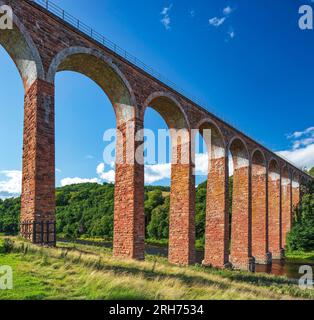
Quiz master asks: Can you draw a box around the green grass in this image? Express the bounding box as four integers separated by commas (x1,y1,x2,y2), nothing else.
0,237,313,300
286,250,314,262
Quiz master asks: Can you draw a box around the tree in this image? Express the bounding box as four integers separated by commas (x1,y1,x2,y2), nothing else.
287,181,314,251
144,190,164,232
309,167,314,178
147,197,170,240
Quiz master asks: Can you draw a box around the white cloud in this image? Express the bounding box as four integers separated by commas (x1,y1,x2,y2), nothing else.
209,17,226,27
277,126,314,171
85,155,94,160
0,170,22,199
223,6,233,16
161,4,173,30
60,177,100,187
145,163,171,184
96,163,115,184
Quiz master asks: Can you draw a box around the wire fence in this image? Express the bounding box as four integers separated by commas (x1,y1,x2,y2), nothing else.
29,0,304,172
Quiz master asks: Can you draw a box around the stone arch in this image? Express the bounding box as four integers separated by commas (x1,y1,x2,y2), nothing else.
281,165,292,249
0,3,44,90
268,158,282,259
143,91,194,266
229,137,253,270
47,46,137,125
143,92,190,129
251,149,269,264
195,118,228,268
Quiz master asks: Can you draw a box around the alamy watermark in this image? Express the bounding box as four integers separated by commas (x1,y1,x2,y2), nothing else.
299,5,313,30
0,5,13,30
102,127,213,175
0,265,13,290
299,265,313,290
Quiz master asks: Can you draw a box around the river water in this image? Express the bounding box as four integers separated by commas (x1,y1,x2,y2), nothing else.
61,239,314,280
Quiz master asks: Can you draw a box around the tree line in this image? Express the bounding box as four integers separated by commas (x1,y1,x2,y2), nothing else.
0,168,313,251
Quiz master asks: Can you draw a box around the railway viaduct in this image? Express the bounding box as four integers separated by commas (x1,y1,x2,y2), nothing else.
0,0,312,270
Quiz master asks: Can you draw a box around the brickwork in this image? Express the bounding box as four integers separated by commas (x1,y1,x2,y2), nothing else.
1,0,311,266
268,161,282,259
229,139,253,270
20,79,56,244
251,151,268,264
113,119,145,260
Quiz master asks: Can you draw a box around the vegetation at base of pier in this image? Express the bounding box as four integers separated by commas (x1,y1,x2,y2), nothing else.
287,181,314,253
0,236,313,301
0,179,233,247
0,168,313,256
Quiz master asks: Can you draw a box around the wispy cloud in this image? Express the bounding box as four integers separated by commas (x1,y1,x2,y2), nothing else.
227,28,236,40
223,6,234,16
209,5,236,40
190,10,196,18
209,17,226,27
277,126,314,171
161,4,173,30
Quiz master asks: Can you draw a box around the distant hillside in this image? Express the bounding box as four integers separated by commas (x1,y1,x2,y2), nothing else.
0,182,209,243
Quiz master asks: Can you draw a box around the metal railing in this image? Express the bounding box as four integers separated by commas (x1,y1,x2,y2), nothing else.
29,0,304,172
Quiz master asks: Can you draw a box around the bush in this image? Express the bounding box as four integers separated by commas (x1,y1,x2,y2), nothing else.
287,181,314,252
0,238,14,254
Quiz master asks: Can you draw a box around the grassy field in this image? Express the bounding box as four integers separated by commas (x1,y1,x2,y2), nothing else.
0,236,313,300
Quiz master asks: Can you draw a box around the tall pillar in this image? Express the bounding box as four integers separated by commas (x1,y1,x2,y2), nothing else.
168,131,195,265
268,164,281,259
229,139,253,271
203,153,229,268
251,152,269,264
113,118,145,260
20,79,56,245
281,168,292,249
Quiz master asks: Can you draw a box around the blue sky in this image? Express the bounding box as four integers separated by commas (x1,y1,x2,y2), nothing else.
0,0,314,197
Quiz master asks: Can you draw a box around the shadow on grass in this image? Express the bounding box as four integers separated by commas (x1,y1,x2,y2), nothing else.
55,245,230,291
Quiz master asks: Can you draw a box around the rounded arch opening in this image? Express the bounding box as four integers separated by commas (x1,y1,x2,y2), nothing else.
54,67,117,241
0,9,44,90
143,92,194,265
0,43,24,234
48,47,136,125
194,120,227,266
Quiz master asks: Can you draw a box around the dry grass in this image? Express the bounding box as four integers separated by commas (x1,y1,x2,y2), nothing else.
0,237,313,300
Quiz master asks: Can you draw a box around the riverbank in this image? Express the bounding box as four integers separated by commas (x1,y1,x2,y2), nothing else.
0,236,313,300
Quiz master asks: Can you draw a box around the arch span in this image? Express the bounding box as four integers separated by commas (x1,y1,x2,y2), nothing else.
47,47,137,125
143,92,194,265
0,3,44,90
196,119,229,268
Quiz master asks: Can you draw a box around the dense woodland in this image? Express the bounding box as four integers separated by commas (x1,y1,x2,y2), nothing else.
0,168,313,250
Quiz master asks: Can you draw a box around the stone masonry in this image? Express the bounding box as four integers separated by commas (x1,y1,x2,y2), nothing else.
1,0,312,269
